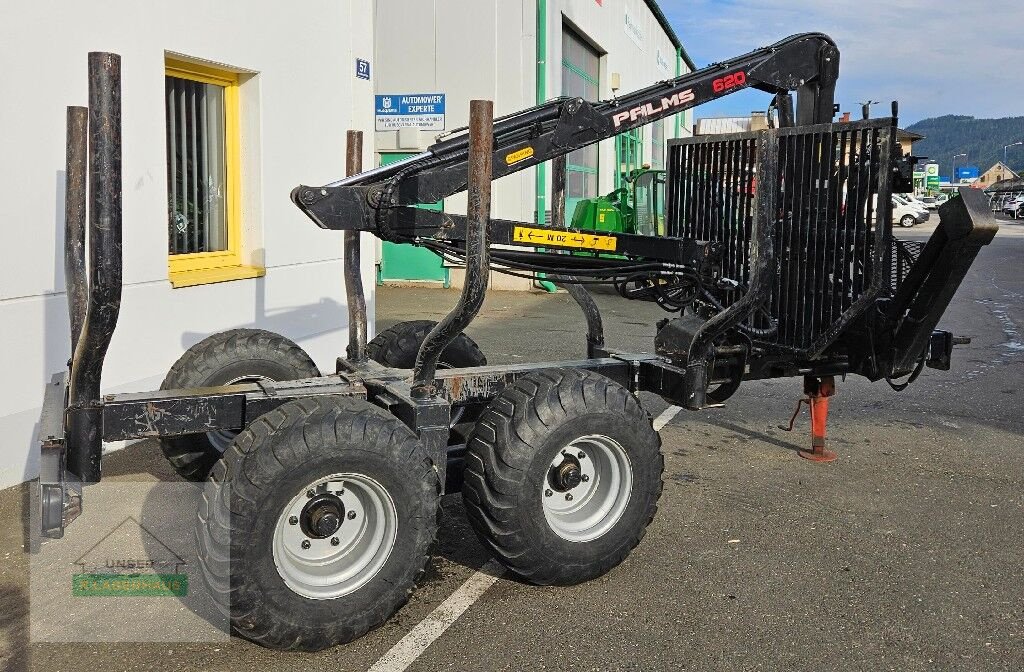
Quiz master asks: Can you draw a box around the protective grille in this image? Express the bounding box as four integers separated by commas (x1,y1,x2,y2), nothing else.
666,120,896,354
891,238,924,294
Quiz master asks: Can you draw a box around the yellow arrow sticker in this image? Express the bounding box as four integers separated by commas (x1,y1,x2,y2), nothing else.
512,226,617,252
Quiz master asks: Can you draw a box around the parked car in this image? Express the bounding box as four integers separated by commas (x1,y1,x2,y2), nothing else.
893,196,929,228
898,193,930,213
918,195,939,209
1002,195,1024,219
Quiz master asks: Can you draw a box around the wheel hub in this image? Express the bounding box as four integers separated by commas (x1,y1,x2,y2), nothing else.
549,455,583,492
301,492,345,538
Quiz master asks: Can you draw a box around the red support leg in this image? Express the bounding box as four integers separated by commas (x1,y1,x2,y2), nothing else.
798,375,838,462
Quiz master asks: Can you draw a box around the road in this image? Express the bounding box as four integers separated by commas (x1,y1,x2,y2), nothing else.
2,219,1022,671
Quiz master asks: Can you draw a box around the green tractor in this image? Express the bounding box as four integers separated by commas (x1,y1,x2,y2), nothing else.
570,167,666,238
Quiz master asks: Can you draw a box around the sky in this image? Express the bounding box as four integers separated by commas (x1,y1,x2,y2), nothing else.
661,0,1024,125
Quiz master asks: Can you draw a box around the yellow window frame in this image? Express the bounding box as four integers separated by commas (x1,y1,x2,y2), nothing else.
165,58,262,288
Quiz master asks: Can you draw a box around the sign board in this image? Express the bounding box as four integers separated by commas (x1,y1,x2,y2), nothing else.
624,8,645,49
355,58,370,80
655,48,672,76
925,163,940,191
375,94,445,131
956,166,979,181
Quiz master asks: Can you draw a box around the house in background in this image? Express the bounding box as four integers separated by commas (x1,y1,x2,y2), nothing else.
978,161,1020,187
0,1,375,489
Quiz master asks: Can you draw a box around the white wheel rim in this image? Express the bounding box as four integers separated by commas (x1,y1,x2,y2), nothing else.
272,473,398,600
205,374,272,452
541,435,633,543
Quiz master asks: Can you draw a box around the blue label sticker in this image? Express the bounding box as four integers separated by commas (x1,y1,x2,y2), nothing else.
355,58,370,80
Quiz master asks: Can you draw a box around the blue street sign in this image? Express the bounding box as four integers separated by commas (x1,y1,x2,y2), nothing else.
355,58,370,80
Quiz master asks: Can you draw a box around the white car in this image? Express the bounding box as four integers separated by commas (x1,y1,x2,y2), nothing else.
892,196,929,228
900,193,933,212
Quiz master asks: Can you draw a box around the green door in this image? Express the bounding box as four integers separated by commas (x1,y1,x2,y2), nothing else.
377,153,448,285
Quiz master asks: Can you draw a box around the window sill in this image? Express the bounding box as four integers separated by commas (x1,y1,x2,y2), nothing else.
169,265,265,288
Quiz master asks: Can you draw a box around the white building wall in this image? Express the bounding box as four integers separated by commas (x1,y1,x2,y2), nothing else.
0,1,375,488
372,0,690,288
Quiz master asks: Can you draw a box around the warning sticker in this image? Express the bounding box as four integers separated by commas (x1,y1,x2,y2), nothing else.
512,226,617,252
505,146,535,165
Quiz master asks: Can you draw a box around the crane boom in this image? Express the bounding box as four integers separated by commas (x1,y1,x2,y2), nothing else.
291,32,839,233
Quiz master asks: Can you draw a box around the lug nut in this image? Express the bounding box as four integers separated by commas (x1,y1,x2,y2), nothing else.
545,489,553,497
288,515,298,525
301,540,311,550
331,537,340,546
347,510,357,520
565,493,574,501
581,474,590,482
577,451,586,459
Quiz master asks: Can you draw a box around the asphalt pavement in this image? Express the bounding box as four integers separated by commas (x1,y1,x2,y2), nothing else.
2,217,1022,671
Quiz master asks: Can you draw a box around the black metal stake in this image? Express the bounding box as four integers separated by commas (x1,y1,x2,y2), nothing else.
67,53,122,482
412,100,493,397
344,130,368,362
548,153,605,357
65,106,89,355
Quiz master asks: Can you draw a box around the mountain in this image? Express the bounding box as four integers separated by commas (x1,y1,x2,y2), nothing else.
906,115,1024,177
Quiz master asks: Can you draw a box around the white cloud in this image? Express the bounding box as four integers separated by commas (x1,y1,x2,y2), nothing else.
663,0,1024,123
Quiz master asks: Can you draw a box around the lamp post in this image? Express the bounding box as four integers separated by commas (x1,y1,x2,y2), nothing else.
1004,141,1023,166
951,152,967,185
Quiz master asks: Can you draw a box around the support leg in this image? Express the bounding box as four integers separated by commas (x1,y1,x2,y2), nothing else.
798,375,838,463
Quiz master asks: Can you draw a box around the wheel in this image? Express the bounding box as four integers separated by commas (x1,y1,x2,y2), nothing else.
196,396,440,651
160,329,320,481
366,320,486,369
899,214,916,228
462,368,663,586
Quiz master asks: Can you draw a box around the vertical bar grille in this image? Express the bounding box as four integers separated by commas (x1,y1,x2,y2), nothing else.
666,120,895,354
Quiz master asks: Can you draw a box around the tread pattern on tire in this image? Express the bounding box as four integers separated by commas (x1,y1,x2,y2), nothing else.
160,329,320,481
366,320,486,369
196,395,440,651
462,368,663,586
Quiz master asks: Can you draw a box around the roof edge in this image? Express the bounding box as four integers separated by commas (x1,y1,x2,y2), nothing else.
643,0,697,71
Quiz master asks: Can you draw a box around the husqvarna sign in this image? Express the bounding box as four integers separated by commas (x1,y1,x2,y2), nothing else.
375,94,446,131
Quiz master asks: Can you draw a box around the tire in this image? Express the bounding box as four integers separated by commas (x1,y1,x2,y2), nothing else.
196,396,440,651
462,368,663,586
899,215,916,228
366,320,486,369
160,329,320,481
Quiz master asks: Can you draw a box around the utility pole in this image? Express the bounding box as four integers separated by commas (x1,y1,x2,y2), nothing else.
1004,141,1023,167
951,152,967,184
